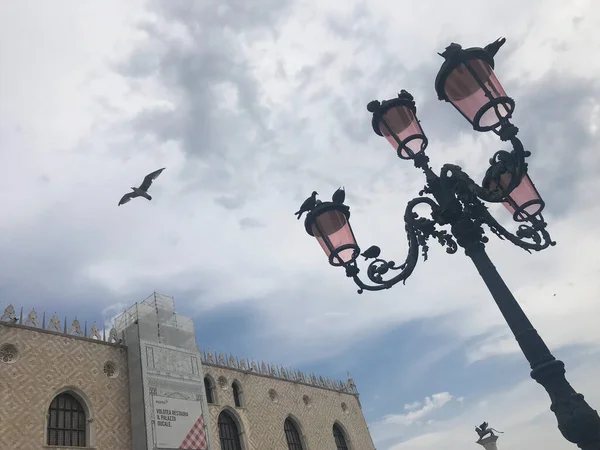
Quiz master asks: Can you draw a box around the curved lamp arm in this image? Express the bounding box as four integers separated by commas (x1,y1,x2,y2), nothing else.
440,133,530,205
481,206,556,252
434,161,555,253
347,197,458,294
442,163,505,202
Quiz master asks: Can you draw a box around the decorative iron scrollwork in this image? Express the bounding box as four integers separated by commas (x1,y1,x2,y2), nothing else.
345,196,458,294
302,117,555,294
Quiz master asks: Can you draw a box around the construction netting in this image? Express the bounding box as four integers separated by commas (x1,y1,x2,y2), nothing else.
115,292,197,352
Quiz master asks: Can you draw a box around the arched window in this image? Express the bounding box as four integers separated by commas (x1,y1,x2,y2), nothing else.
232,381,242,407
284,417,304,450
333,423,349,450
218,410,242,450
47,392,86,447
204,377,214,404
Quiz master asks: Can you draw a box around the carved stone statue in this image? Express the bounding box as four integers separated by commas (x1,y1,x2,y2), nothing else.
475,422,503,440
348,375,357,392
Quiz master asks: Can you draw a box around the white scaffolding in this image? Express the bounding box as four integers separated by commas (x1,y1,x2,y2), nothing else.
115,292,196,352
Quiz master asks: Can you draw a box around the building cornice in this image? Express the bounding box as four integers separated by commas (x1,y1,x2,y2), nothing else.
200,349,359,396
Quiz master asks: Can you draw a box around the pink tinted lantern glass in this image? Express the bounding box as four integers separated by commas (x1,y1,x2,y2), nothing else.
444,60,511,130
489,172,544,222
379,105,426,158
311,209,358,266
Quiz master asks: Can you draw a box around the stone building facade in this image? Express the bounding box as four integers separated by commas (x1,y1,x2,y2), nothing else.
0,295,376,450
0,317,132,450
202,363,373,450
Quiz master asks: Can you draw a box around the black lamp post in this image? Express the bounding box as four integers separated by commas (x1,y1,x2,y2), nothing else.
296,38,600,449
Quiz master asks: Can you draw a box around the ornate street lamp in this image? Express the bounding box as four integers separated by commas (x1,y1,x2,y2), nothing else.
295,38,600,449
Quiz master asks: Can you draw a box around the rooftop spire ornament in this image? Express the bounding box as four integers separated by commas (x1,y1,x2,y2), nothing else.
296,37,600,449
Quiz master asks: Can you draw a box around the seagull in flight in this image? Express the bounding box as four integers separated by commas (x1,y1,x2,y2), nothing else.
118,168,165,206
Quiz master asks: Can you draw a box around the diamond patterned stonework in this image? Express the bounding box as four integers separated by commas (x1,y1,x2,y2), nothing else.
1,299,376,450
0,323,132,450
204,365,376,450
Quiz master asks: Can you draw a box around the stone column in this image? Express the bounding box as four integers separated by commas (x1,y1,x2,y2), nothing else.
476,434,499,450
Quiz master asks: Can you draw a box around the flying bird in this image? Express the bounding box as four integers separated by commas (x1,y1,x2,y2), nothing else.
361,245,381,260
332,187,345,204
294,191,318,220
118,168,165,206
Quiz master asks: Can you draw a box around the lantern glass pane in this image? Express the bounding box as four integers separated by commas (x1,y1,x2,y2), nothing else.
489,172,544,220
312,210,357,263
379,105,426,158
445,60,510,129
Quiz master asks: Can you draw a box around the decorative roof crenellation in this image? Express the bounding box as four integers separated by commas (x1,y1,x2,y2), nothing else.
199,348,359,395
0,304,121,345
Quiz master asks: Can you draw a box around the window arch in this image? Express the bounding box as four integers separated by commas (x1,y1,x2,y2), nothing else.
232,381,243,407
333,423,349,450
204,376,215,404
218,410,243,450
47,392,87,447
284,417,304,450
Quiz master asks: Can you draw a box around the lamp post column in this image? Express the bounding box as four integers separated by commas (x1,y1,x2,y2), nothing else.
298,36,600,450
465,243,600,450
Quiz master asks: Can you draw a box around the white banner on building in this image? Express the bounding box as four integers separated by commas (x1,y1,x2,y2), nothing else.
153,396,206,449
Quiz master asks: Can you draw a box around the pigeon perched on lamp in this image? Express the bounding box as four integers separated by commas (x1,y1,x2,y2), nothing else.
294,191,318,220
361,245,381,260
332,187,345,204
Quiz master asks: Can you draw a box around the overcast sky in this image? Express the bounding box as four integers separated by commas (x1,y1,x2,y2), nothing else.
1,0,599,448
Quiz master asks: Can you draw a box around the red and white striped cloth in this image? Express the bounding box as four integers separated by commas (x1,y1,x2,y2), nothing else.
179,414,208,450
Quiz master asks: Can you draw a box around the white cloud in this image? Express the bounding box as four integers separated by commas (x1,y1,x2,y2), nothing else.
383,393,454,427
2,0,598,367
378,353,600,450
404,401,423,411
1,1,600,449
